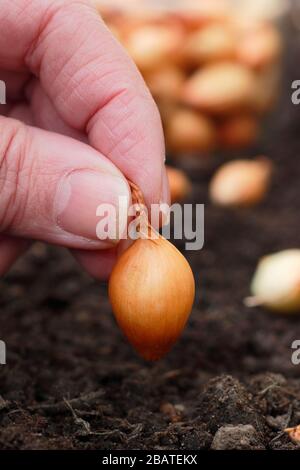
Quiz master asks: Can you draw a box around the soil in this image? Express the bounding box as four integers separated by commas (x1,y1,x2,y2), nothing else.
0,27,300,451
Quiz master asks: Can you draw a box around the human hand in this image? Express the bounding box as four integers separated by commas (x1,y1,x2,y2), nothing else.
0,0,168,279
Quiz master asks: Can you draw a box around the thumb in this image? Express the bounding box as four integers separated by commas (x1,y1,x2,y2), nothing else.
0,117,130,249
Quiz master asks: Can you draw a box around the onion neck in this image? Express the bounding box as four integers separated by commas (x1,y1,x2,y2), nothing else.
129,180,159,240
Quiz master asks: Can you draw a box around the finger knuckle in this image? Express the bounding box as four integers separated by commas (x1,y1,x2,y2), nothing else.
0,117,30,232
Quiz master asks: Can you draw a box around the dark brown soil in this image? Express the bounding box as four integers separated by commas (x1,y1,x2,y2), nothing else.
0,27,300,451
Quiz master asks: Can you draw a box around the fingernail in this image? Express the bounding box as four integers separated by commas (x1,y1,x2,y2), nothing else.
55,170,129,243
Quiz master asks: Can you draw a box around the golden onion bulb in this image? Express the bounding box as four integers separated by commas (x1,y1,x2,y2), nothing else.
109,235,195,361
246,250,300,314
108,182,195,360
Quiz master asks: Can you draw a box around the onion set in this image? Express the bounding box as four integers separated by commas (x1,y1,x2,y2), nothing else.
245,249,300,314
285,426,300,444
165,109,216,155
166,166,192,204
210,158,272,208
108,183,195,361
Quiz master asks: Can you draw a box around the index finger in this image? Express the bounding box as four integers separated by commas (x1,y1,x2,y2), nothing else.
0,0,166,206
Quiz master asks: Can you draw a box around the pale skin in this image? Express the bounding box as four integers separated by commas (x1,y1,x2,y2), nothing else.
0,0,169,279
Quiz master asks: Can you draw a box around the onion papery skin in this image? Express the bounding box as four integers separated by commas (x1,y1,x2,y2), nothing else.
109,236,195,361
